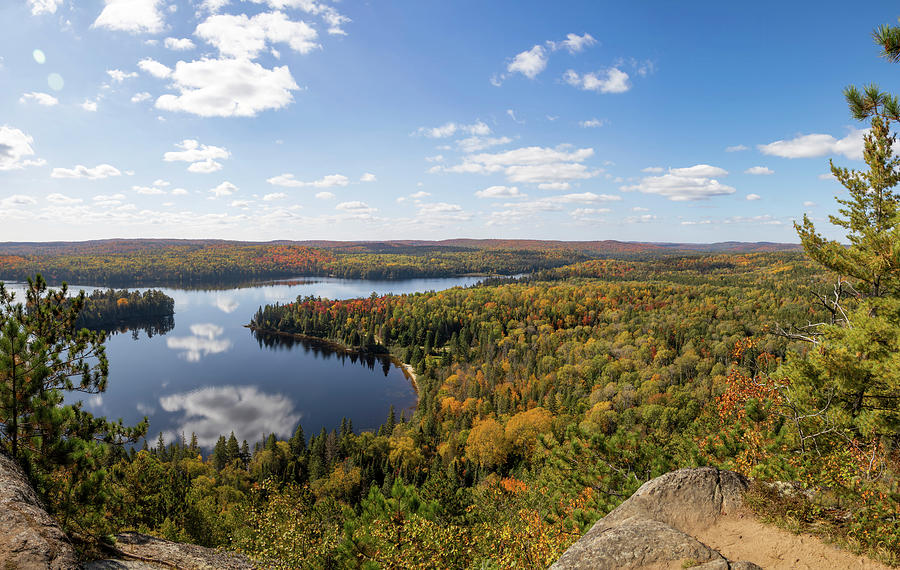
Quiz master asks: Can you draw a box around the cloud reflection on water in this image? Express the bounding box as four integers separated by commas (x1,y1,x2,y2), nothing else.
166,322,232,361
159,385,300,448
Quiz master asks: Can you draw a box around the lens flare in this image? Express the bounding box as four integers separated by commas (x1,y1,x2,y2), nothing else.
33,49,46,64
47,73,64,91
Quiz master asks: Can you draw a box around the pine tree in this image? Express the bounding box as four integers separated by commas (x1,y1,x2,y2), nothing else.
226,431,240,463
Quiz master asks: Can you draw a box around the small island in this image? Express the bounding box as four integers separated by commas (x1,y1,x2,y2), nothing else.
76,288,175,332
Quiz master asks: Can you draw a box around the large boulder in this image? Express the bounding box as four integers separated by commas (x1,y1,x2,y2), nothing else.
85,532,256,570
552,467,760,570
0,452,78,569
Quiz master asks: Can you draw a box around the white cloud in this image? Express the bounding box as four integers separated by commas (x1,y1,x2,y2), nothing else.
131,92,152,103
315,191,335,200
632,206,649,212
93,0,166,34
163,139,230,173
164,37,196,50
360,172,376,183
51,164,121,180
818,172,836,181
267,173,349,188
195,11,319,59
746,193,761,201
19,92,59,106
621,164,735,201
744,166,774,175
138,58,172,78
0,127,44,171
198,0,229,13
415,121,491,138
248,0,350,36
28,0,64,15
803,201,817,207
417,202,471,222
435,145,600,186
263,192,286,201
81,100,99,112
159,385,298,447
624,214,658,223
171,188,189,195
725,144,748,152
579,118,606,128
0,195,37,208
154,58,299,117
508,45,547,79
209,181,238,197
92,193,126,206
642,166,664,173
554,192,621,203
564,68,630,94
558,32,596,54
456,136,512,153
46,193,83,205
475,185,525,199
758,129,866,160
230,199,252,208
107,69,138,83
336,200,375,213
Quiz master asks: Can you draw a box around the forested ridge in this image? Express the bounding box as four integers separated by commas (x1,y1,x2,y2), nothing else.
0,239,798,287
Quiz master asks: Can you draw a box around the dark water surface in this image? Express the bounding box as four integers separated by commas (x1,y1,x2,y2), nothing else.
4,277,481,448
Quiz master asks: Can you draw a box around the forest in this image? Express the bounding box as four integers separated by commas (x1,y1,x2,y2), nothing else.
75,288,175,333
0,239,797,287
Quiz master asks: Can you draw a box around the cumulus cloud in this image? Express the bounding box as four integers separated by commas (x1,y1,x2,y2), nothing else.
209,181,238,197
195,11,319,59
746,193,761,201
268,173,349,188
556,32,596,54
745,166,773,175
248,0,350,35
435,145,600,186
725,144,748,152
360,172,376,183
133,184,166,195
579,118,606,128
81,100,99,112
20,92,59,106
263,192,286,201
164,37,196,50
107,69,138,83
564,68,630,94
159,385,299,447
336,200,374,212
475,185,526,199
138,58,172,78
46,193,83,205
153,58,299,117
0,132,47,171
315,191,335,200
415,121,491,138
0,195,37,208
758,129,866,160
456,136,512,153
131,92,152,103
164,139,230,173
28,0,64,15
508,45,548,79
51,164,121,180
417,202,471,222
93,0,166,34
621,164,735,201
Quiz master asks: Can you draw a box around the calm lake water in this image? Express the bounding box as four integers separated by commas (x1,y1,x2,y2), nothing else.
3,277,481,448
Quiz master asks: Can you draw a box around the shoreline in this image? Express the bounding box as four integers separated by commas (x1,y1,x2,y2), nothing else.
246,325,419,396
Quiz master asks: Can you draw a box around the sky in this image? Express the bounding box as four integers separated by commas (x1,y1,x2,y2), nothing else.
0,1,898,243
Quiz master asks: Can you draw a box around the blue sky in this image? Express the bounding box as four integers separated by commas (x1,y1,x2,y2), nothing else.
0,0,897,242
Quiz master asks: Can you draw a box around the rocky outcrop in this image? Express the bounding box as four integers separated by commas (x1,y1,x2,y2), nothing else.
552,467,761,570
0,452,78,569
85,532,256,570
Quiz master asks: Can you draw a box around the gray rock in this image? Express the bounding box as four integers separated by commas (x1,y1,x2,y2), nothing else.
601,467,749,532
552,468,757,570
0,452,78,569
98,532,256,570
551,516,724,570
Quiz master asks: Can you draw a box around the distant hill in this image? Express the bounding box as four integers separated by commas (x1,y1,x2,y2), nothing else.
0,238,802,256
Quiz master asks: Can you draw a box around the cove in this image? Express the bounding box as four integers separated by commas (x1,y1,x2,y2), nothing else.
2,276,482,449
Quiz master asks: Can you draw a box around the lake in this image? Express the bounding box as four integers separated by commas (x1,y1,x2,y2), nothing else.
2,276,482,449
